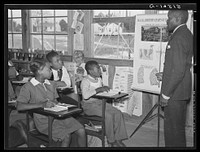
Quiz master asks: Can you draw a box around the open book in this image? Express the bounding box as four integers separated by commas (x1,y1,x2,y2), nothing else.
96,89,121,97
44,103,76,112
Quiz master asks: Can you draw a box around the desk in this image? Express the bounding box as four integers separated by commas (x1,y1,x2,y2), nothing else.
94,92,128,100
26,107,82,146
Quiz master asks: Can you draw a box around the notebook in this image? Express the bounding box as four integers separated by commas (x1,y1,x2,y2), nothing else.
44,103,76,112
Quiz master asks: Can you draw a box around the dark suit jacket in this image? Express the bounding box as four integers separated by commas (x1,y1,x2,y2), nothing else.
161,24,193,100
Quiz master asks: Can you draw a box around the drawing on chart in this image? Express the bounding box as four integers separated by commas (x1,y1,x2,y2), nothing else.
139,45,154,60
149,68,159,86
137,66,144,84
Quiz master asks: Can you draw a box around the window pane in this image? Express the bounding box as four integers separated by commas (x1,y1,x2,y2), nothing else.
31,35,42,50
42,10,54,16
30,18,42,33
8,34,12,48
8,9,11,18
56,17,68,34
8,19,12,33
56,35,68,53
55,10,67,16
12,10,21,17
12,19,22,33
13,34,22,49
43,18,54,34
93,10,109,18
30,10,42,17
92,10,143,59
43,35,54,50
110,10,126,17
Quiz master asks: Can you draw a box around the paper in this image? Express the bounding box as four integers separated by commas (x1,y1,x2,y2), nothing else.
44,104,76,112
8,100,16,103
74,34,84,50
73,10,85,21
75,21,84,34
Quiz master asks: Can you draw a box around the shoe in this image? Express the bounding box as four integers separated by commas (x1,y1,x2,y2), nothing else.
116,140,126,147
110,141,121,147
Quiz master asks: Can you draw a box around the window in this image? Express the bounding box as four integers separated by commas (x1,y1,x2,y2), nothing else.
8,9,22,49
92,10,145,59
29,10,69,54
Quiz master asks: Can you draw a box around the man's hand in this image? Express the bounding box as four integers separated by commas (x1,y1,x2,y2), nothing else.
159,95,169,107
155,72,163,81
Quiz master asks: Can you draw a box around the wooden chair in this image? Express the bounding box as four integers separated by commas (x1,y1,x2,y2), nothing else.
75,81,107,147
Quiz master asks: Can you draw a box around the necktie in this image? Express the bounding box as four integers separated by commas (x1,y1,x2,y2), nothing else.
58,69,63,81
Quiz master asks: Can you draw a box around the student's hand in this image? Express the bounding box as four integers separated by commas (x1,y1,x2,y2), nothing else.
16,75,23,81
155,72,163,81
56,81,67,87
96,86,110,94
44,100,56,108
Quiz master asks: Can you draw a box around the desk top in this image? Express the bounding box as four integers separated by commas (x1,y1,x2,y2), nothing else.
11,77,31,84
27,107,82,118
94,92,128,100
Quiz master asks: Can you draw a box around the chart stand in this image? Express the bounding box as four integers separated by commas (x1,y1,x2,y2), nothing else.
129,96,164,147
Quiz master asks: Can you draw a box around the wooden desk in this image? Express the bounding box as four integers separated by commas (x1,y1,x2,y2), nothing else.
26,107,82,146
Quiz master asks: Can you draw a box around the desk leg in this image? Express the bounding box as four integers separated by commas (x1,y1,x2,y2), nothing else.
48,116,54,146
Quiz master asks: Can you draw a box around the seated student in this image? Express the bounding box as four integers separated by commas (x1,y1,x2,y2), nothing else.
8,60,24,97
16,58,86,147
46,50,79,105
80,60,128,147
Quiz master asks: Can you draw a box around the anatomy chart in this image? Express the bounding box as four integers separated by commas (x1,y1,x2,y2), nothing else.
132,14,168,94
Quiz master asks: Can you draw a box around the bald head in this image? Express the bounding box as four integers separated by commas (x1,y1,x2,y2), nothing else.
168,10,188,24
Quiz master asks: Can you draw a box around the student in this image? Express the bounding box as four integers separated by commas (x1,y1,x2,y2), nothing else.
16,58,86,147
80,60,128,147
46,50,71,88
46,50,79,105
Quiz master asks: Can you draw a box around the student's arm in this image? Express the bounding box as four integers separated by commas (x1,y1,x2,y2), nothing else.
61,66,71,87
16,84,47,111
81,79,96,100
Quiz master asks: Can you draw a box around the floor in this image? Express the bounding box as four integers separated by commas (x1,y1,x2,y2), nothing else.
17,112,194,148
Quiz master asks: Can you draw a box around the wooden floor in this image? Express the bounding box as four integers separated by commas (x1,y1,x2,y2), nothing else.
17,113,194,148
123,113,194,148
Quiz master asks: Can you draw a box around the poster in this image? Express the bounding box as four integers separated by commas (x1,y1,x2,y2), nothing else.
132,14,168,94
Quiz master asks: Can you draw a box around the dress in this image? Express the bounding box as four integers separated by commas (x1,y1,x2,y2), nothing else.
17,78,83,141
161,24,193,147
81,75,128,143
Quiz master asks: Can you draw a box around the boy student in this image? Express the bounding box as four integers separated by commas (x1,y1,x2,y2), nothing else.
81,60,128,147
16,58,86,147
46,51,71,88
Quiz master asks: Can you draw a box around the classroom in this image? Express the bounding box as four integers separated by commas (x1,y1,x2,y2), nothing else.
5,4,196,149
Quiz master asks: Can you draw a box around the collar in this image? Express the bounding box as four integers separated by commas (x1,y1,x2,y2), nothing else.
30,77,51,86
173,24,185,34
87,75,99,83
51,66,63,72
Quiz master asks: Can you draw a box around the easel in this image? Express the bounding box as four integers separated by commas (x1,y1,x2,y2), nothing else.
130,29,165,147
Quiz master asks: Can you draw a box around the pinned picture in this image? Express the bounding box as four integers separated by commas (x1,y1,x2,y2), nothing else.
73,10,85,21
71,20,77,29
75,21,84,34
